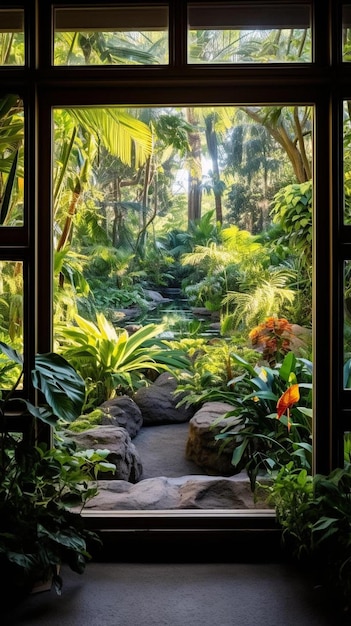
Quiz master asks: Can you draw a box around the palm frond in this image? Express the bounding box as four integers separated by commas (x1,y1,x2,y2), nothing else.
67,108,152,168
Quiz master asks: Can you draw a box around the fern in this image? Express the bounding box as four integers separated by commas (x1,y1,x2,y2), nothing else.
222,268,296,329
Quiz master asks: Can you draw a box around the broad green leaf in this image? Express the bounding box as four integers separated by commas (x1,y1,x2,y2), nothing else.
0,340,23,365
32,352,86,422
279,351,296,383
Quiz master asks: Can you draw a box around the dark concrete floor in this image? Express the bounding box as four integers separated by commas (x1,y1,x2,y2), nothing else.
3,428,345,625
133,422,205,479
3,562,346,626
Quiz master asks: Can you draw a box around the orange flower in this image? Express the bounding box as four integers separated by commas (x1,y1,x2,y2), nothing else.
265,317,276,329
276,384,300,431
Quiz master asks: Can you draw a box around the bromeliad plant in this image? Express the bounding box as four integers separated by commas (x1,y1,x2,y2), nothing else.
57,313,191,408
0,341,115,598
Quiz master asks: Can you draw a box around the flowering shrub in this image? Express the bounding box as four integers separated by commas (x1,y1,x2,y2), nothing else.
249,316,293,365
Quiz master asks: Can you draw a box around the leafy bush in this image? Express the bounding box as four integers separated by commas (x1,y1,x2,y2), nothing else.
57,313,190,407
270,180,312,268
213,351,313,489
0,344,115,596
266,462,351,613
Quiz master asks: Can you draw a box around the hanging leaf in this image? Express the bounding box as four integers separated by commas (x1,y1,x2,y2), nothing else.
32,353,86,423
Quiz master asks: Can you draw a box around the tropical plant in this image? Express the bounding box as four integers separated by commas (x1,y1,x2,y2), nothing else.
270,180,312,268
53,247,91,325
210,350,313,490
0,94,24,226
174,336,259,409
0,260,24,341
239,106,312,184
57,314,190,407
188,26,310,64
54,28,167,66
248,316,304,366
266,462,351,614
0,342,115,598
53,106,153,258
222,267,296,331
0,30,25,66
180,222,263,313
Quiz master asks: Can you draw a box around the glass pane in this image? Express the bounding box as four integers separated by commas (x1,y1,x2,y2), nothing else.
0,95,24,227
188,2,311,64
0,10,24,66
52,104,313,511
344,261,351,389
54,5,168,65
0,261,23,389
345,432,351,465
343,5,351,61
344,102,351,225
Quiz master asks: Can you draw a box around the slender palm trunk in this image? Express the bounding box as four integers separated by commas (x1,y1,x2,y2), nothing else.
186,108,202,225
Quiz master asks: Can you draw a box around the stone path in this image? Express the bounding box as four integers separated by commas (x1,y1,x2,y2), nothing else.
133,422,207,479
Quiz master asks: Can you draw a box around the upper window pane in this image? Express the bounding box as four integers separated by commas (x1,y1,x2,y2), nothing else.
0,10,24,66
188,2,311,64
54,5,169,65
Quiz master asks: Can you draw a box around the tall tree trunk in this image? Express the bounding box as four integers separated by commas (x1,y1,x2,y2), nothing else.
56,179,81,253
240,106,312,183
205,114,223,224
186,108,202,225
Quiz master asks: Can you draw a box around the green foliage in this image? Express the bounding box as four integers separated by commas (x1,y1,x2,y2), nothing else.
222,267,296,330
0,434,113,596
270,180,312,268
180,224,263,312
0,341,86,427
266,462,351,612
174,337,262,408
57,313,190,407
67,408,105,433
0,344,115,596
53,247,91,325
211,351,313,490
184,271,226,309
265,462,314,557
0,95,24,227
91,284,149,314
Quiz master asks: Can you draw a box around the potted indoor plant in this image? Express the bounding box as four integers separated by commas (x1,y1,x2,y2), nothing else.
0,341,114,601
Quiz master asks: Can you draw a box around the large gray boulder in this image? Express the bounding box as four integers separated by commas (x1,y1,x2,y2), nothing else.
186,401,243,475
67,425,143,483
133,372,194,425
99,396,143,439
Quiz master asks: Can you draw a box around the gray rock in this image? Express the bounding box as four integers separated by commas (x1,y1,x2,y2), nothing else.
133,372,194,425
84,474,270,510
67,425,143,483
144,289,171,303
186,401,243,475
99,396,143,438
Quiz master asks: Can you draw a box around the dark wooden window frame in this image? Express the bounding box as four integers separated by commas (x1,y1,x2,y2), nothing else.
1,0,349,556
